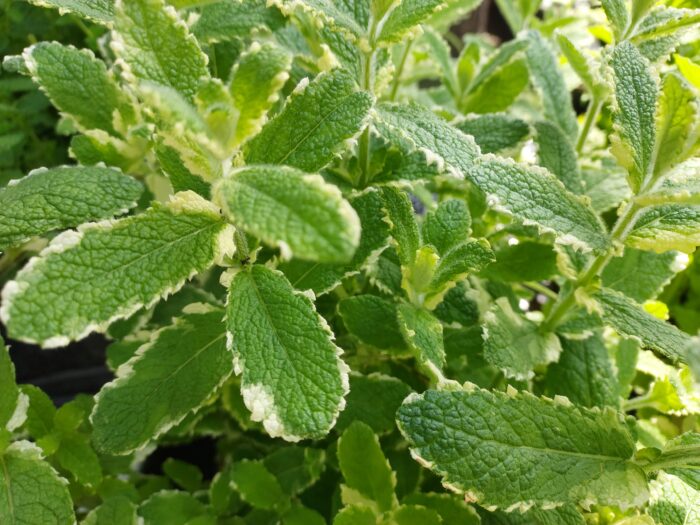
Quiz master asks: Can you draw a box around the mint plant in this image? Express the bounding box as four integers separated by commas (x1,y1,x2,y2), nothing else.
2,0,700,523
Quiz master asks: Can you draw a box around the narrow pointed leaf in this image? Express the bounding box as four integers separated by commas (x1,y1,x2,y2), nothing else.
380,186,421,266
245,69,373,172
225,265,349,441
1,192,232,347
214,165,360,263
0,166,142,251
397,387,649,509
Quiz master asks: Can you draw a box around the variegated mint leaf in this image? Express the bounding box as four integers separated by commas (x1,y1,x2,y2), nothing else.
27,0,114,24
456,114,529,154
225,265,349,441
0,192,232,348
397,387,649,510
534,120,583,194
601,0,629,41
112,0,209,101
602,248,682,302
397,303,446,383
245,69,373,172
0,166,142,251
214,165,360,263
377,0,448,44
0,442,75,524
0,336,28,432
270,0,365,41
191,0,286,44
422,199,471,255
626,204,700,253
648,473,700,525
338,295,406,350
380,186,421,267
91,307,231,454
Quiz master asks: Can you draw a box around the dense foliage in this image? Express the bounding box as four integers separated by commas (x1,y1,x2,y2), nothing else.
2,0,700,523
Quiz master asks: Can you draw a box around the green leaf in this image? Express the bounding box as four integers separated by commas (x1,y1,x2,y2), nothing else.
139,491,209,525
27,0,114,24
653,72,698,178
402,493,480,525
374,104,608,252
156,143,211,199
215,165,359,263
0,337,25,433
392,504,442,525
494,0,540,33
378,0,447,43
230,42,292,145
1,192,231,347
113,0,209,101
461,58,529,114
192,0,285,43
627,204,700,253
601,0,629,41
334,506,376,525
338,295,406,350
336,373,411,435
526,31,578,143
556,32,601,96
609,42,658,193
397,303,446,382
380,186,420,266
338,421,397,512
602,248,681,302
271,0,365,41
456,114,529,154
632,7,700,42
24,42,131,135
162,458,203,492
0,166,142,251
20,385,55,439
480,241,557,282
83,496,138,525
245,69,373,172
648,473,700,525
231,460,287,511
534,120,583,194
597,288,692,365
91,307,231,454
397,387,649,509
483,297,562,380
0,442,75,524
422,199,471,255
544,333,619,408
225,265,349,441
263,446,326,497
428,239,495,295
55,432,102,487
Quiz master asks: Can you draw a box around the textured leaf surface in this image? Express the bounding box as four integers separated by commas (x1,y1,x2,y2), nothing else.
230,42,292,145
91,308,231,454
597,288,692,364
648,473,700,525
380,186,420,266
422,199,471,255
378,0,447,43
0,442,75,525
544,333,619,408
0,166,142,251
534,120,582,194
191,0,285,43
338,421,397,512
83,497,137,525
397,387,649,509
24,42,129,135
245,70,373,172
338,295,405,350
610,42,657,192
397,303,445,381
225,265,348,441
0,337,25,432
483,298,561,380
602,248,680,302
429,240,495,294
456,114,529,154
1,192,231,347
215,165,360,263
113,0,208,100
627,204,700,253
27,0,113,24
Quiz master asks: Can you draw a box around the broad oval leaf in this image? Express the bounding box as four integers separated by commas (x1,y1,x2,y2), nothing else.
397,387,649,510
225,265,349,441
91,307,232,454
214,165,360,263
0,166,142,251
0,192,232,347
627,204,700,253
245,69,373,172
27,0,114,24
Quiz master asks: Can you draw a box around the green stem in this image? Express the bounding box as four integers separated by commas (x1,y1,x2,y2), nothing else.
524,281,558,301
357,50,374,188
575,97,602,155
641,444,700,473
541,201,643,332
389,39,413,102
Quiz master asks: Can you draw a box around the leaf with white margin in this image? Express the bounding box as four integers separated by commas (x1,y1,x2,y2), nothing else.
602,248,682,302
90,307,231,454
23,42,133,135
648,473,700,525
0,441,75,524
229,42,292,146
526,31,578,142
225,265,349,441
483,297,562,380
0,166,142,251
0,337,28,432
26,0,113,24
627,204,700,254
245,69,373,172
191,0,286,43
377,0,449,44
374,103,608,253
0,191,233,348
270,0,365,41
597,288,692,365
600,0,628,41
214,165,360,263
609,42,658,193
397,387,649,510
397,303,446,383
112,0,209,101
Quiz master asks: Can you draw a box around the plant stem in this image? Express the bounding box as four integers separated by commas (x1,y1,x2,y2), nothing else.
541,200,643,332
389,39,413,102
575,97,602,155
524,281,558,301
641,444,700,473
